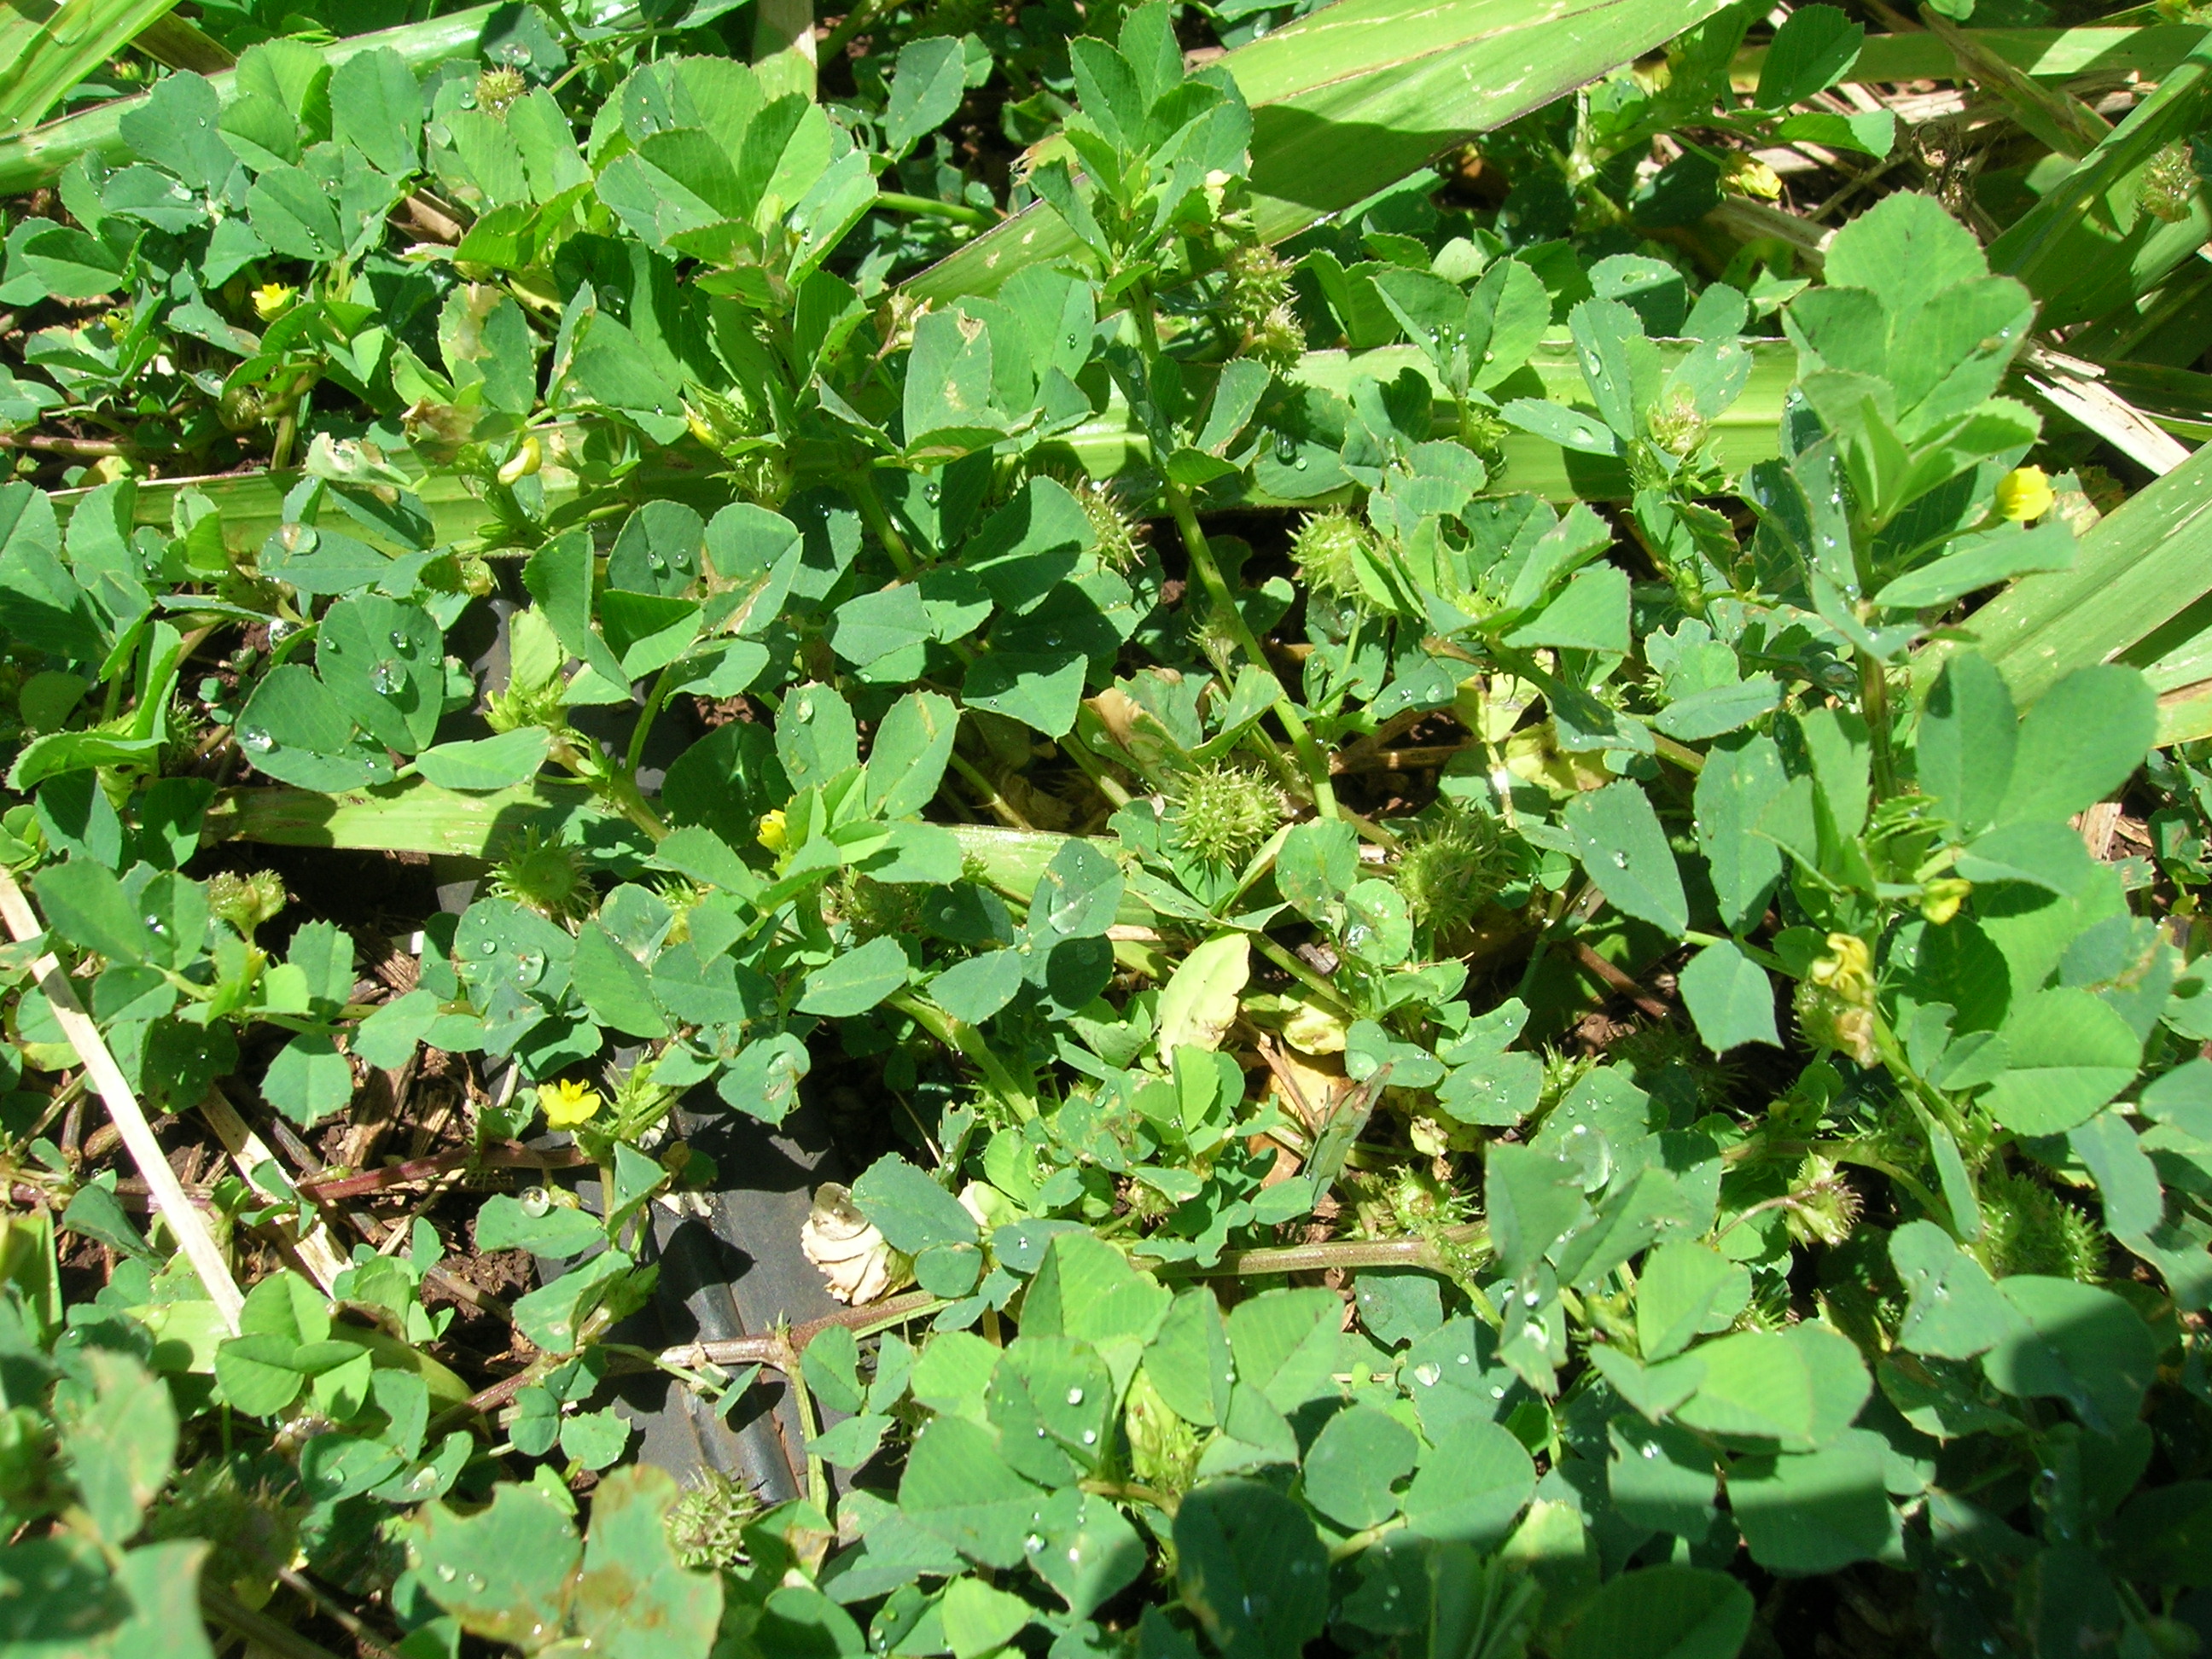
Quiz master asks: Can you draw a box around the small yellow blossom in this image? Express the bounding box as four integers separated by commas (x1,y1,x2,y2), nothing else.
252,283,295,321
538,1078,602,1129
756,809,788,853
1720,154,1783,201
1995,465,2055,522
1919,877,1971,926
496,434,542,486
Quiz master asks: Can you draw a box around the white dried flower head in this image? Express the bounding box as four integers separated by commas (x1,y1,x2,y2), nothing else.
801,1183,899,1306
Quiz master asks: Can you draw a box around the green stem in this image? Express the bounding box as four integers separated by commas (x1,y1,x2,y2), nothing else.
949,752,1033,829
1057,735,1133,810
891,992,1036,1119
847,466,917,577
1683,929,1785,973
1250,934,1353,1016
789,1356,832,1514
1860,648,1897,801
1161,480,1339,818
625,666,676,783
1144,1224,1487,1278
817,0,888,61
876,191,998,228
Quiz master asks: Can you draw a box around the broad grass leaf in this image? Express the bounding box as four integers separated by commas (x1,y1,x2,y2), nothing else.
1982,1276,2157,1434
1173,1479,1328,1659
887,38,966,155
1566,781,1688,937
1678,940,1779,1052
1560,1563,1750,1659
1755,4,1861,108
1996,664,2156,824
898,1415,1045,1569
1636,1240,1739,1362
1731,1429,1894,1574
1302,1404,1418,1530
850,1154,976,1254
1979,987,2140,1136
1672,1324,1869,1451
1225,1288,1341,1414
1696,733,1786,932
799,934,909,1016
1400,1419,1535,1547
1889,1220,2022,1359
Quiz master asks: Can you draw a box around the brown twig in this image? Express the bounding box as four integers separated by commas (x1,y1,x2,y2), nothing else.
1569,940,1674,1022
297,1139,589,1201
0,431,125,457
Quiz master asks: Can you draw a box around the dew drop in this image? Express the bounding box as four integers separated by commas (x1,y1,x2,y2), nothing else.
371,659,404,694
1024,1533,1045,1552
239,725,275,754
1413,1363,1441,1388
1066,1387,1085,1406
1081,1429,1097,1445
435,1564,457,1582
1611,851,1628,869
1641,1442,1659,1459
1275,436,1297,463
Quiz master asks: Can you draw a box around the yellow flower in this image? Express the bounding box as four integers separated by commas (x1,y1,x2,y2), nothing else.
252,282,295,321
1720,154,1783,201
496,434,542,486
1995,466,2054,522
756,809,788,853
538,1078,602,1129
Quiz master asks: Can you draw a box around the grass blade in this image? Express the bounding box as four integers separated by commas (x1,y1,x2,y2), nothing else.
1919,439,2212,707
0,0,643,195
1732,23,2207,90
0,0,182,137
905,0,1732,300
60,339,1795,554
1985,25,2212,330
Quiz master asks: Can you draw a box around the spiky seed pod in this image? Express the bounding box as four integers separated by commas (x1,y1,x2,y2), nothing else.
487,828,595,922
1784,1155,1862,1248
1124,1367,1202,1499
1645,387,1708,456
2139,140,2203,223
207,870,286,939
1061,472,1146,573
1394,810,1512,941
475,65,527,115
218,385,269,433
147,1462,301,1603
1290,509,1375,604
1972,1168,2108,1283
667,1471,760,1572
1165,762,1286,870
